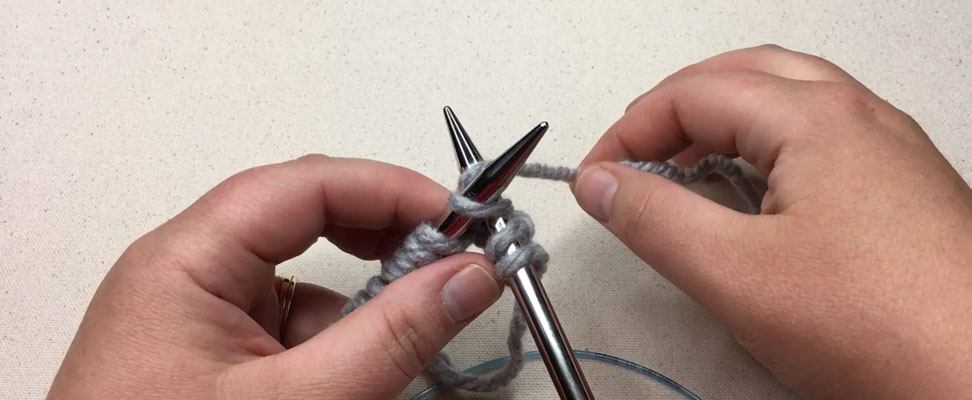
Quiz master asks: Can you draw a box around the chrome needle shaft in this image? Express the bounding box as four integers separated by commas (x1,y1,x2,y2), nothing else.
439,106,595,400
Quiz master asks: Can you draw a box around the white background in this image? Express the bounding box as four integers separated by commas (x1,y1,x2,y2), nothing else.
2,1,970,398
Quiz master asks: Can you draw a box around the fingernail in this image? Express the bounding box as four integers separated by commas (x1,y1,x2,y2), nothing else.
442,264,501,322
575,167,618,221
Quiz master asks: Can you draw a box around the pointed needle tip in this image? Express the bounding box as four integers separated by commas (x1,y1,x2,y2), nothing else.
443,106,483,170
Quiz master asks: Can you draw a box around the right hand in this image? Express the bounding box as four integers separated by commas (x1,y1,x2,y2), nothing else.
572,44,972,399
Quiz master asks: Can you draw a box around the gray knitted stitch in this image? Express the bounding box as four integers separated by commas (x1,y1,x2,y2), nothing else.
340,154,762,392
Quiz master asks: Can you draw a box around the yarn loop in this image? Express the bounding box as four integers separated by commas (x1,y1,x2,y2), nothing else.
341,155,762,392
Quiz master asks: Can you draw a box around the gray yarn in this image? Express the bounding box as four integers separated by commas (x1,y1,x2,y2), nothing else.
340,154,762,392
521,154,762,214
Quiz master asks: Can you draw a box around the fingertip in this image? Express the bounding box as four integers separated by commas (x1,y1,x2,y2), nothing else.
442,262,502,322
573,164,620,222
276,251,502,397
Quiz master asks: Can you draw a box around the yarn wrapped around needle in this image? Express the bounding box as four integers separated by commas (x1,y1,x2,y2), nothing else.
341,153,762,392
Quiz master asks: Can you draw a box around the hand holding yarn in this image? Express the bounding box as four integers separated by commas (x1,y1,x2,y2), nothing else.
342,155,761,392
572,45,972,399
47,45,972,400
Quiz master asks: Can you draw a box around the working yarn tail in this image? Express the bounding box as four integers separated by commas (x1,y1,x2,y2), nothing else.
519,154,762,214
340,154,762,392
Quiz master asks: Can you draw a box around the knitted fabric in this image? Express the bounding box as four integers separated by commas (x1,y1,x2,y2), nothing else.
340,154,763,392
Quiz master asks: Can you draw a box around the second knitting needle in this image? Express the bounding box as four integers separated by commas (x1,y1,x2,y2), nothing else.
442,106,595,400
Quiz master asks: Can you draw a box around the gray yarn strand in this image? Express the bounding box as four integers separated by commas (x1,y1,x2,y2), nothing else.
520,154,762,214
340,154,761,392
516,162,574,182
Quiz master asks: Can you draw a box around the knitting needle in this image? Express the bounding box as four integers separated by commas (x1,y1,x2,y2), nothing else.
443,105,483,171
436,113,546,238
440,106,595,400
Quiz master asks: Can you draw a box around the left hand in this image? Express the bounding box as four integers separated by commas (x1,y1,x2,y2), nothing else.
48,155,503,400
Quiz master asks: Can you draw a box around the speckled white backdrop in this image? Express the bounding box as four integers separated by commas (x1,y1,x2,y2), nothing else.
2,1,969,399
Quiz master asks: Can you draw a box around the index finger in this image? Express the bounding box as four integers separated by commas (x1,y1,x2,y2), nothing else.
624,44,865,114
138,155,451,307
580,70,813,175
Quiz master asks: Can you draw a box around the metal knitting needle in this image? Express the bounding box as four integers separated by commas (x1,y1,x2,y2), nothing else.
436,112,547,236
440,106,595,400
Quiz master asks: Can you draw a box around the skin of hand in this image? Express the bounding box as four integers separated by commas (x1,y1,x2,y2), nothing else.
572,44,972,399
47,156,504,400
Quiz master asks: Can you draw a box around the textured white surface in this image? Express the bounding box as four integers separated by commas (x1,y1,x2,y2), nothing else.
2,1,970,399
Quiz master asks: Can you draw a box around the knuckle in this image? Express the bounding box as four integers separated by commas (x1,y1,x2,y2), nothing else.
754,43,786,52
122,231,156,260
393,163,429,182
813,83,874,114
113,233,156,274
372,305,435,379
724,44,787,62
670,62,702,80
294,153,331,164
120,230,182,271
111,231,197,295
220,153,332,194
799,52,840,70
895,110,923,132
797,83,881,141
736,43,791,61
220,163,277,193
749,44,851,81
708,70,772,93
880,102,923,132
732,323,764,350
617,185,666,243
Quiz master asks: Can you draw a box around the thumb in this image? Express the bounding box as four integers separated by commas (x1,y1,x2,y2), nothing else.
230,253,502,399
572,161,766,300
